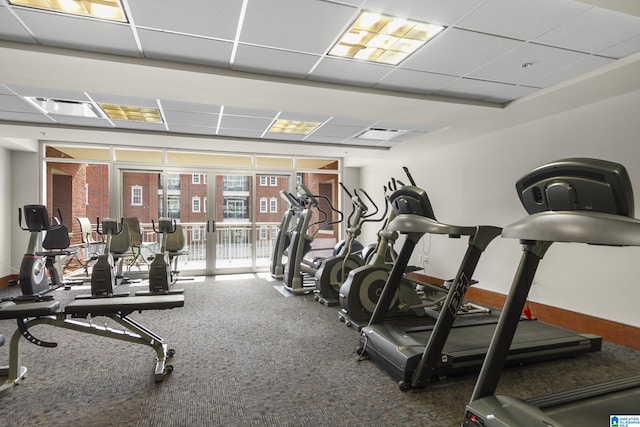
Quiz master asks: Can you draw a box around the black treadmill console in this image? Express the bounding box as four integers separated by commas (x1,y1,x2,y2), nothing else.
23,204,51,232
515,158,634,217
388,186,437,220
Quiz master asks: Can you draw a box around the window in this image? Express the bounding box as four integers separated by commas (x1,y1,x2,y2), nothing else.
203,197,207,213
224,175,249,192
259,227,268,240
192,228,201,241
192,196,201,212
203,174,207,184
192,174,200,184
223,197,248,219
269,176,277,186
259,176,267,186
260,197,267,213
85,183,89,205
168,196,180,219
270,197,277,213
131,186,142,206
167,173,180,190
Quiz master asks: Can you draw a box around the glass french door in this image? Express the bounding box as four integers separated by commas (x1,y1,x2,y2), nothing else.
119,169,292,275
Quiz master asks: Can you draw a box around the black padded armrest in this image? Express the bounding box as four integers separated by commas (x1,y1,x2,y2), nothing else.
0,300,61,319
64,295,184,316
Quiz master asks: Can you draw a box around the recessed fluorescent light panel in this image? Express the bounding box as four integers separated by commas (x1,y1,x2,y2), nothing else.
25,96,103,118
330,12,444,65
8,0,127,22
99,103,164,123
357,128,406,141
268,119,320,135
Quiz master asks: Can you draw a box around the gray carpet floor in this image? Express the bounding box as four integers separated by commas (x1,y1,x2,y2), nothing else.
1,274,639,426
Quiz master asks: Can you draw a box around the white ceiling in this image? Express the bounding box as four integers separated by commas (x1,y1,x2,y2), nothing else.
1,0,640,166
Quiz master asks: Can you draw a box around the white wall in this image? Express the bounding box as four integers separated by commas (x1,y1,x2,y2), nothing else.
0,147,11,279
360,89,640,327
10,151,40,271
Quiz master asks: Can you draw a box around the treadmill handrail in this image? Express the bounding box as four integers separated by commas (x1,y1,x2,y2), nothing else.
502,210,640,246
388,214,479,237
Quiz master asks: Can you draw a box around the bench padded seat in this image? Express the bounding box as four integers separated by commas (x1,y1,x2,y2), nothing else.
0,300,61,319
65,294,184,316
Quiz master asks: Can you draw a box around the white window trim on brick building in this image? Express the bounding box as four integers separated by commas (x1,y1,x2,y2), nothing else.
131,186,142,206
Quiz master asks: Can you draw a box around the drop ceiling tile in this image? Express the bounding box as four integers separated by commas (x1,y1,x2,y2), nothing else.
363,0,484,26
161,101,221,114
535,7,640,54
7,86,92,101
0,93,39,113
14,9,140,57
219,115,273,131
327,117,373,127
457,0,589,41
163,110,219,127
436,78,534,102
376,69,457,94
166,125,217,136
595,34,640,59
233,45,319,78
403,28,522,76
525,55,614,88
223,106,277,118
469,43,594,86
0,6,37,43
218,129,264,139
312,124,363,138
241,0,357,54
309,57,393,87
138,29,233,68
127,0,242,40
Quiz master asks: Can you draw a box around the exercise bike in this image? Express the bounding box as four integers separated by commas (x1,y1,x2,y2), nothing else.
136,218,185,296
13,205,80,296
79,218,130,298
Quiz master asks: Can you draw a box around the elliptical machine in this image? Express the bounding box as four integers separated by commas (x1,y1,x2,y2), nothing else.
270,191,303,280
314,184,379,306
136,218,185,296
13,205,83,296
282,184,348,294
338,168,490,329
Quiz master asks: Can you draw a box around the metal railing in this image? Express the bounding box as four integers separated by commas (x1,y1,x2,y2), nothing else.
138,221,281,268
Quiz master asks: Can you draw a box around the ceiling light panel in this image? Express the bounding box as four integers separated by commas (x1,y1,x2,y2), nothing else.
99,103,163,123
330,11,444,65
268,119,320,135
8,0,127,22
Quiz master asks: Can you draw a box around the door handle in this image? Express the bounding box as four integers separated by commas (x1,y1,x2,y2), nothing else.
208,220,216,232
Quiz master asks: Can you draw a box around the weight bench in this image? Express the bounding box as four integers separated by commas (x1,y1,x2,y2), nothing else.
0,294,184,397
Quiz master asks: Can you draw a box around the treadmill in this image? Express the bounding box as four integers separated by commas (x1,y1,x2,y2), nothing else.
464,158,640,426
359,175,602,391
